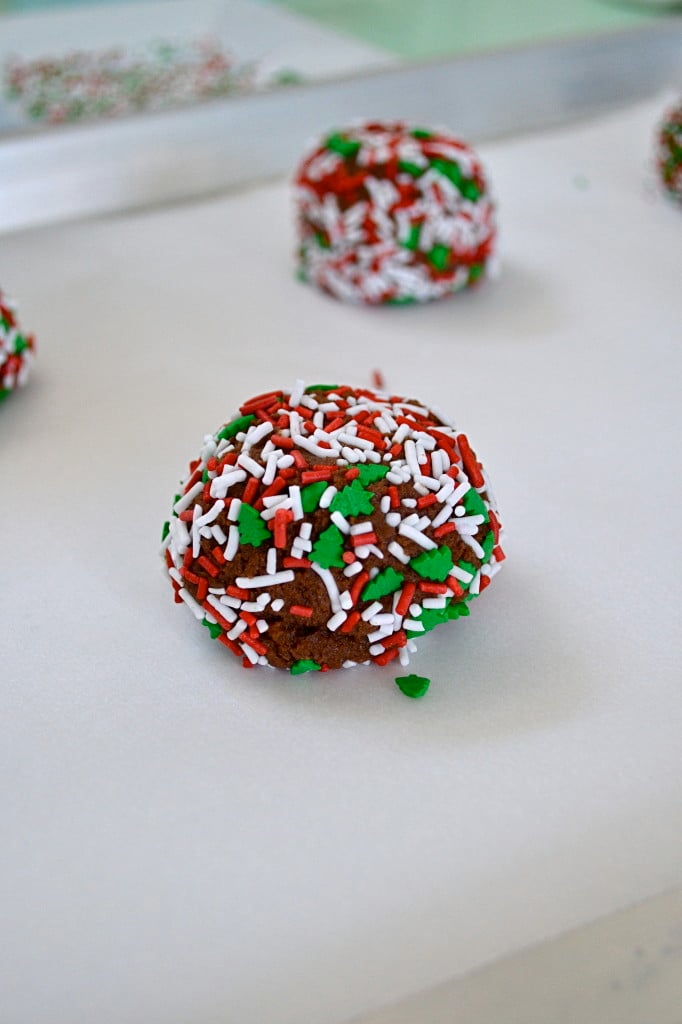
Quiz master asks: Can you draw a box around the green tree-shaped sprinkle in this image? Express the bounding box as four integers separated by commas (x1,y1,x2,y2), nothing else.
361,567,404,602
409,545,454,582
330,479,374,518
310,524,346,569
237,503,270,547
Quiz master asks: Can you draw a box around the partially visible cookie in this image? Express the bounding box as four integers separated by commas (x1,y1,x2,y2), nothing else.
0,291,36,402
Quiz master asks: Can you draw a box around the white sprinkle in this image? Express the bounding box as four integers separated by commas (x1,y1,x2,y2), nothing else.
455,505,466,517
261,497,292,521
271,598,284,612
369,613,395,627
206,595,237,622
449,480,471,506
385,512,401,528
362,601,383,621
327,610,348,632
469,571,481,596
401,498,417,508
236,571,295,589
364,544,384,560
388,541,410,564
224,525,240,561
423,597,447,609
289,378,305,407
173,482,203,514
319,486,337,509
237,453,265,478
399,647,410,666
211,524,227,545
436,477,455,502
432,503,453,529
227,498,242,522
266,548,277,575
409,603,422,617
406,639,418,653
210,469,247,499
241,643,259,665
290,485,303,521
342,660,357,668
300,522,312,540
380,495,391,513
343,561,363,577
404,619,424,632
311,564,341,612
227,619,247,640
392,423,410,445
339,590,354,610
245,421,273,448
257,593,271,606
399,523,437,550
404,439,422,479
330,511,351,534
241,601,263,613
449,564,474,584
369,643,385,656
461,534,485,559
277,454,294,469
219,595,242,609
194,500,223,529
349,521,374,535
178,588,205,619
257,619,269,633
262,452,279,486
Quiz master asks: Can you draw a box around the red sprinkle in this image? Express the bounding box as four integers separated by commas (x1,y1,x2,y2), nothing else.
382,630,407,650
446,576,464,599
227,585,249,600
419,582,448,594
433,522,456,539
345,467,360,481
301,468,334,484
395,582,416,617
416,493,437,509
218,634,242,657
457,433,484,487
283,557,311,569
350,532,377,548
340,610,361,634
350,571,370,605
342,551,356,564
196,578,208,602
388,486,400,509
290,605,313,618
274,508,292,549
373,648,399,666
240,390,280,414
197,555,220,578
242,477,260,506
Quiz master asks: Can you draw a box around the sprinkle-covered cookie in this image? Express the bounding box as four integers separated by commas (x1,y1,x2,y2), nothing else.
294,122,497,304
657,99,682,202
161,382,505,674
0,291,36,402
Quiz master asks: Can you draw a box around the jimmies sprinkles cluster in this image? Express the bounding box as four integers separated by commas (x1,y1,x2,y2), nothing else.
294,122,497,305
657,100,682,202
161,382,504,694
1,291,36,402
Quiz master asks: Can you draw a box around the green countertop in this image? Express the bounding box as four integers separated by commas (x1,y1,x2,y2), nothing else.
269,0,675,59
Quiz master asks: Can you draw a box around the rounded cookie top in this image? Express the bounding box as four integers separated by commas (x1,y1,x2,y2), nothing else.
1,291,36,402
294,122,497,305
162,382,505,674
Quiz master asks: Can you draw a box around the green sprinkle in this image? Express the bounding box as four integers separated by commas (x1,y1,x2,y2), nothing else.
202,469,209,483
330,479,374,518
13,334,28,354
357,463,389,485
361,567,404,602
386,295,416,306
410,545,453,582
0,388,10,403
481,529,495,563
217,413,255,441
310,523,346,569
395,674,431,699
301,480,328,513
401,222,422,251
161,520,170,542
237,503,270,547
468,263,484,284
411,128,433,140
406,599,469,637
325,132,361,159
290,659,321,675
428,244,450,271
397,160,424,177
305,384,339,392
462,487,488,522
315,231,331,249
430,157,464,189
201,618,223,640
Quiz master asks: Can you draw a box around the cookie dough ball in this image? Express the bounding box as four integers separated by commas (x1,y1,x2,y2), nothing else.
294,122,497,305
0,291,35,402
657,99,682,202
162,381,505,674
